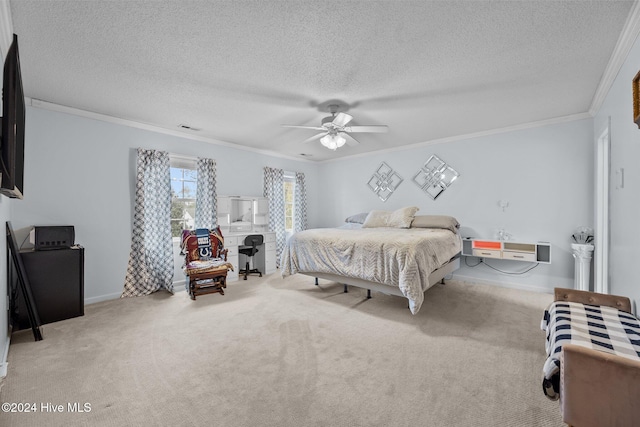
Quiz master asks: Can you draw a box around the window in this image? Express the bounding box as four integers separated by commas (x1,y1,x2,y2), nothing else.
170,158,197,239
284,174,295,233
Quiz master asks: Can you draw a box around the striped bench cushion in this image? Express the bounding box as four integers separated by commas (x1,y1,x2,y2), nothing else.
541,301,640,400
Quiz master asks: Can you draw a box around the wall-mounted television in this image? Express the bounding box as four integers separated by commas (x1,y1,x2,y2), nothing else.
0,34,25,199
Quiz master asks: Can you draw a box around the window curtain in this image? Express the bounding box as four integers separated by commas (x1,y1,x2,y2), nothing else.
294,172,308,232
264,166,285,267
122,148,174,297
194,157,217,230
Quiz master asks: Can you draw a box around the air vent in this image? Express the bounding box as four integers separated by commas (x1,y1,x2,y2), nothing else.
178,124,200,131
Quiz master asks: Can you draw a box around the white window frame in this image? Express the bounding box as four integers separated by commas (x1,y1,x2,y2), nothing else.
170,155,198,287
169,155,198,242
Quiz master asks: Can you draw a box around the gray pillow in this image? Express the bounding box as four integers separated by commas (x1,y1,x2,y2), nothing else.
345,212,369,224
410,215,460,233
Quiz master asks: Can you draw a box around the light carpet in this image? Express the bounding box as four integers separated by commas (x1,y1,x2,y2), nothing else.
0,274,563,427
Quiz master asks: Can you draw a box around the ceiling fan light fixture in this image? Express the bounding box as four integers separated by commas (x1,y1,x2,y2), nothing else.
283,106,383,148
320,133,346,150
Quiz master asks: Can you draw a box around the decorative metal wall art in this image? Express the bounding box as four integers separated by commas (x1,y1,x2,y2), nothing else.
412,155,459,200
366,162,403,202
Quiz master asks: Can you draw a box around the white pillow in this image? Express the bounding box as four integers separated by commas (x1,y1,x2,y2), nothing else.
362,206,419,229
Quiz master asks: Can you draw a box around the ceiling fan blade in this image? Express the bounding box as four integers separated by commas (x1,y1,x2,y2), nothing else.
344,132,360,147
282,125,326,131
344,125,389,133
332,112,353,127
301,132,327,144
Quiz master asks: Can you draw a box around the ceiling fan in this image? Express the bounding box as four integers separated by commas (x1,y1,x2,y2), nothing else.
282,104,388,150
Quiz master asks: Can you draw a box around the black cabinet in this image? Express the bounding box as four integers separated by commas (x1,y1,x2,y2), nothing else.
14,247,84,330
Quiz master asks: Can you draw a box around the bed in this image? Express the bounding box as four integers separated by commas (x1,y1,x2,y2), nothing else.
280,210,462,314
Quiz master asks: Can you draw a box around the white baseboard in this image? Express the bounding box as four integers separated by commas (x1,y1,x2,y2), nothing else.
84,292,123,305
84,283,187,305
451,273,556,294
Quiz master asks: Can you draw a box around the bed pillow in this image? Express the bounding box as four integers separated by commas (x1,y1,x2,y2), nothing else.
362,206,419,228
410,215,460,233
345,212,369,224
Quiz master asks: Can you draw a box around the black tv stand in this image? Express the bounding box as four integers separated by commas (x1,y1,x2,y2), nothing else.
14,246,84,330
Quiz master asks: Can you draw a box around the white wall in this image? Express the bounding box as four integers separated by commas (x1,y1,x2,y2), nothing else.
318,118,594,292
594,31,640,311
11,106,319,303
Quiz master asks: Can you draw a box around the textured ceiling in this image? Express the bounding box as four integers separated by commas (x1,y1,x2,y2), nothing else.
8,0,635,161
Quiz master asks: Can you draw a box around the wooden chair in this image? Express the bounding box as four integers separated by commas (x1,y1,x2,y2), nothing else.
182,228,233,300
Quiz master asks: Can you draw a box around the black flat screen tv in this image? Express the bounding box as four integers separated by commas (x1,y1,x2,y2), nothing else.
0,34,25,199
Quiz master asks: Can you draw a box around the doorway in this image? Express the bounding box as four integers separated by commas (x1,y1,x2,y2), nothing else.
594,120,610,294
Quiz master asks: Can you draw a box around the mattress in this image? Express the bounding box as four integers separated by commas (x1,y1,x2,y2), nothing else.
280,226,462,313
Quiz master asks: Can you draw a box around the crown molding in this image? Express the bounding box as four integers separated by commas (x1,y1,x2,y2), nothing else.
28,98,314,164
589,0,640,115
319,112,592,164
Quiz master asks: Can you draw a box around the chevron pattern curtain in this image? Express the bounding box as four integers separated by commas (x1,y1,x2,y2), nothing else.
294,172,307,233
195,157,217,230
264,166,285,267
122,148,174,297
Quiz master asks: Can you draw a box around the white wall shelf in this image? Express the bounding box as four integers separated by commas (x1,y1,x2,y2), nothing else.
461,238,551,264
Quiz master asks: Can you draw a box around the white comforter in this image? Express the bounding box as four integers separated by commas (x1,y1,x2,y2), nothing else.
280,227,461,313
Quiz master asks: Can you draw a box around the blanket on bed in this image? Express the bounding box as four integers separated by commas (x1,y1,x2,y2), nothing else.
280,227,461,314
541,301,640,400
